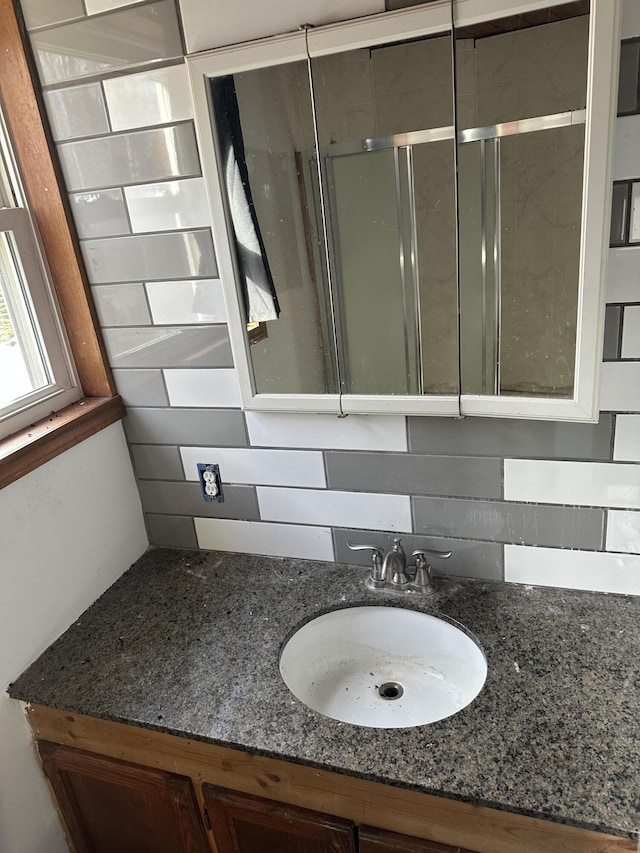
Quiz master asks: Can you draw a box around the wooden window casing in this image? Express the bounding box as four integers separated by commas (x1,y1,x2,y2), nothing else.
0,0,124,489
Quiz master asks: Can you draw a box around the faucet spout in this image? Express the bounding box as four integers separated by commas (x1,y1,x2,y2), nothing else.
383,538,409,587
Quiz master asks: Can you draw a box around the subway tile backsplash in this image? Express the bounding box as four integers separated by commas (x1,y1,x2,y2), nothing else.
21,0,640,595
92,283,151,327
81,230,217,282
58,124,201,191
103,326,232,369
70,189,130,239
326,452,502,499
103,64,194,131
124,178,211,233
43,83,109,141
614,415,640,461
20,0,84,30
111,370,169,407
164,368,241,408
145,280,227,325
30,0,182,85
123,407,247,446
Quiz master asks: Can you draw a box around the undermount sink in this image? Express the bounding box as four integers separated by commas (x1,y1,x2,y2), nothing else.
279,606,487,728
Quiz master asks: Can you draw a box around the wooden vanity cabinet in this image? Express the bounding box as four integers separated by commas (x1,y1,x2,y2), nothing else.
29,707,636,853
203,784,356,852
359,825,478,853
38,741,211,853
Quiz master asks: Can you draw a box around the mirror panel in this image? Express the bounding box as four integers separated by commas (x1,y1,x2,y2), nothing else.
210,60,339,395
310,34,458,396
456,3,590,398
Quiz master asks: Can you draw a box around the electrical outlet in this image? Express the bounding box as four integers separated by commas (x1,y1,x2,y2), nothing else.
197,463,224,503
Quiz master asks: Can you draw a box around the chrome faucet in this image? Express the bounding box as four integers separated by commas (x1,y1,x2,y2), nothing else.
347,538,452,595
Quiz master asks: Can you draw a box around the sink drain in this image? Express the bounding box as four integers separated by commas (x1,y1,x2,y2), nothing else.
378,681,404,700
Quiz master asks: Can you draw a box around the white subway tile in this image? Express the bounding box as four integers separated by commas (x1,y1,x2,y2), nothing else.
613,115,640,180
103,64,193,130
125,178,211,233
505,544,640,595
606,510,640,553
621,305,640,358
194,517,334,561
257,487,412,532
504,459,640,509
181,447,326,487
606,247,640,304
164,368,241,408
600,362,640,412
246,412,408,451
622,0,640,39
146,279,227,325
614,415,640,461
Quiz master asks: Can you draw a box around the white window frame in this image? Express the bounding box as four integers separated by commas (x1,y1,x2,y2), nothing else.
0,108,80,440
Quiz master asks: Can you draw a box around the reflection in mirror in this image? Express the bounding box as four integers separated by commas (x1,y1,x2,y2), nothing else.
210,61,339,395
311,35,458,396
456,3,590,398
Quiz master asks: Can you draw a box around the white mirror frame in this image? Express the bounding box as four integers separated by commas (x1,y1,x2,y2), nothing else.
188,0,621,422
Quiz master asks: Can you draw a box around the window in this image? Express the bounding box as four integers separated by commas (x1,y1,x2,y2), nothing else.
0,1,123,488
0,109,81,439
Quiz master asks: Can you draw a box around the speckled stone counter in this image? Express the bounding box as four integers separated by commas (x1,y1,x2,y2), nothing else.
9,548,640,839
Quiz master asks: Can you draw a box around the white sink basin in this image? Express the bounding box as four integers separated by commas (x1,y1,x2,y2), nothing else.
279,606,487,728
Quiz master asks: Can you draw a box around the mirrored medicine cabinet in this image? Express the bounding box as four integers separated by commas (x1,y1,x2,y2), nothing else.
188,0,620,421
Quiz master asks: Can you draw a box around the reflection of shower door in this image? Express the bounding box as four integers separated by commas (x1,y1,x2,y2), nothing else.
323,138,459,398
324,148,419,396
309,108,584,399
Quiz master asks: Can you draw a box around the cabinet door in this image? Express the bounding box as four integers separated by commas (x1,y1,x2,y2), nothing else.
359,825,480,853
39,741,211,853
202,784,356,853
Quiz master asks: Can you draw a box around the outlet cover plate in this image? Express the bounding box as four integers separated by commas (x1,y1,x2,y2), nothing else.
197,463,224,502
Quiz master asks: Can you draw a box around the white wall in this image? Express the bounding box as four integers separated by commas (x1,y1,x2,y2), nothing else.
0,422,148,853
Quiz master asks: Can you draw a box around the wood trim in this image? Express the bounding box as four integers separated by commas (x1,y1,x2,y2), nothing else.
0,0,114,398
0,397,125,489
26,706,636,853
0,1,124,485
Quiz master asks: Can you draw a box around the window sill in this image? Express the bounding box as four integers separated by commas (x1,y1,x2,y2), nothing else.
0,396,126,490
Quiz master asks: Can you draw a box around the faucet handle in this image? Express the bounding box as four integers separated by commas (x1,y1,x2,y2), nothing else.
412,548,452,560
347,542,383,555
347,542,385,585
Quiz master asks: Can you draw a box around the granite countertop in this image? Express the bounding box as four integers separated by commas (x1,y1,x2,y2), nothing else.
10,548,640,839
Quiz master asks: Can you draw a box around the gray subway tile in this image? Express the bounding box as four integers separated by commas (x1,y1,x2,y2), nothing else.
30,1,182,85
112,369,168,406
124,407,247,446
58,124,200,191
81,230,217,283
70,189,130,239
92,283,150,326
103,326,232,368
138,480,260,520
334,529,503,581
326,452,502,499
413,496,604,550
603,305,622,361
43,83,108,141
408,415,614,460
20,0,85,30
131,445,184,480
145,514,197,549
